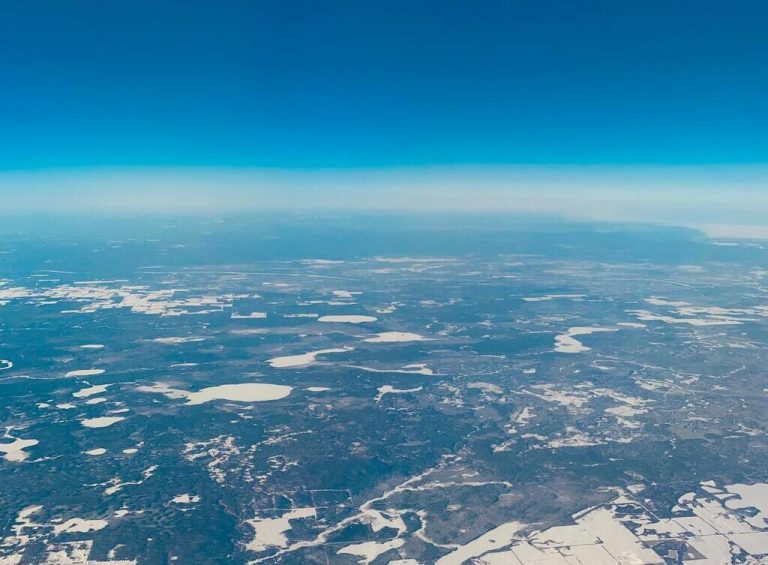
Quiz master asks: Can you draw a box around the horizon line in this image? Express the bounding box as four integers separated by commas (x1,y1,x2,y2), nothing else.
1,165,767,238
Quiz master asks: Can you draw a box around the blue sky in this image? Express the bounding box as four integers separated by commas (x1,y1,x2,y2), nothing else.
1,1,767,226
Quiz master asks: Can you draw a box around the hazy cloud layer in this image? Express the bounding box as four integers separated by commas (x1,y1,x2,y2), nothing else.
1,166,767,236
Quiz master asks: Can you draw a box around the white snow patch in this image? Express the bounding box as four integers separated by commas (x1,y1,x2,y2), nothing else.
85,397,107,405
605,405,648,418
73,384,109,398
246,508,317,553
0,437,38,462
232,312,267,319
346,363,434,376
363,331,426,343
468,382,503,394
318,315,377,324
136,382,189,400
171,494,201,504
53,518,108,535
65,369,105,378
436,521,526,565
645,297,690,307
332,290,360,299
337,538,405,564
375,385,423,402
725,483,768,529
268,347,353,368
151,336,207,345
523,294,585,302
554,327,617,353
628,309,745,327
80,417,125,428
185,383,293,405
302,259,343,265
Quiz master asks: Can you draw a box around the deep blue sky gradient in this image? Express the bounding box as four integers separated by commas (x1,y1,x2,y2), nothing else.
2,0,767,169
